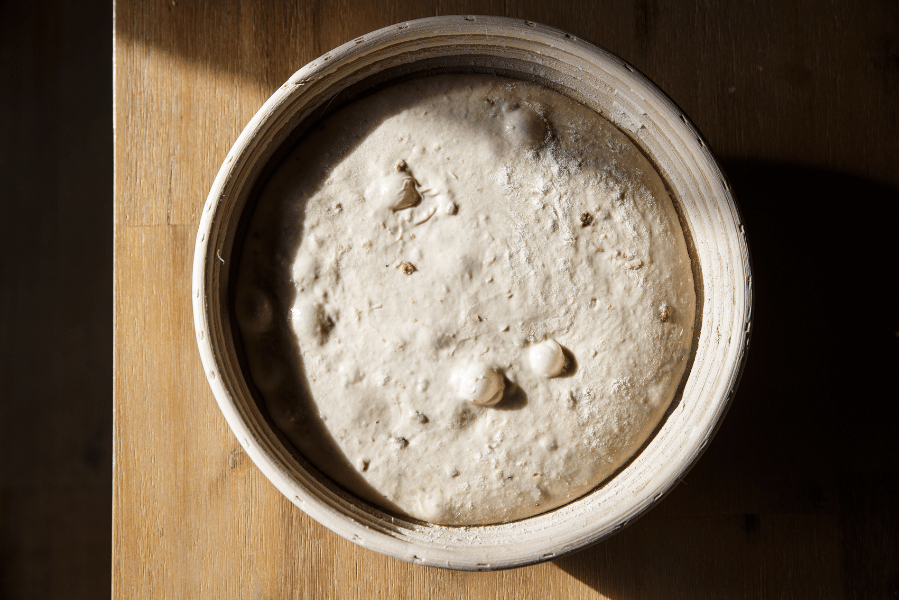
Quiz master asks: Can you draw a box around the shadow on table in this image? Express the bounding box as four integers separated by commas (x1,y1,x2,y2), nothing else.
111,1,648,94
1,2,113,599
552,160,898,599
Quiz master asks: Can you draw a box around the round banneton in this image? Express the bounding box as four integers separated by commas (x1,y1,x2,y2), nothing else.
192,16,752,570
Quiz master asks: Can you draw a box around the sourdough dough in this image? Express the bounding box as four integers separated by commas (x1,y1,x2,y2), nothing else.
235,75,695,525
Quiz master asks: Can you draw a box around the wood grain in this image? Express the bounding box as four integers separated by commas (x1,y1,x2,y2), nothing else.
113,0,897,598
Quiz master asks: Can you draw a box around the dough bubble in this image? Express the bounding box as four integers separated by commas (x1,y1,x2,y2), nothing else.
504,106,549,151
529,339,566,378
235,287,274,333
457,362,505,406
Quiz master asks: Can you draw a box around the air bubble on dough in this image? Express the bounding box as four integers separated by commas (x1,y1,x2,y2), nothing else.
457,362,505,406
529,338,566,378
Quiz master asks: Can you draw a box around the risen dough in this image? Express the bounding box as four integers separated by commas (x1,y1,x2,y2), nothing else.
236,75,695,525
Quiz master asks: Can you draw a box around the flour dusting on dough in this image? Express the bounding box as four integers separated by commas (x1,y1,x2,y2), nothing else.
236,75,695,525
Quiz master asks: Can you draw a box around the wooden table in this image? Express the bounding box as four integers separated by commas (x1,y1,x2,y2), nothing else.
113,1,897,597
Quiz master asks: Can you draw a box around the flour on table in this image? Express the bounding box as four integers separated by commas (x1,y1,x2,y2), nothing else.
235,75,695,525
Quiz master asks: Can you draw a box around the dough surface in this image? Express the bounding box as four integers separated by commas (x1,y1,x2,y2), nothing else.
236,75,695,525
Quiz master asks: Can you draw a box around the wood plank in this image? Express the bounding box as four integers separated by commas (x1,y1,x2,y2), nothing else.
113,0,897,598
